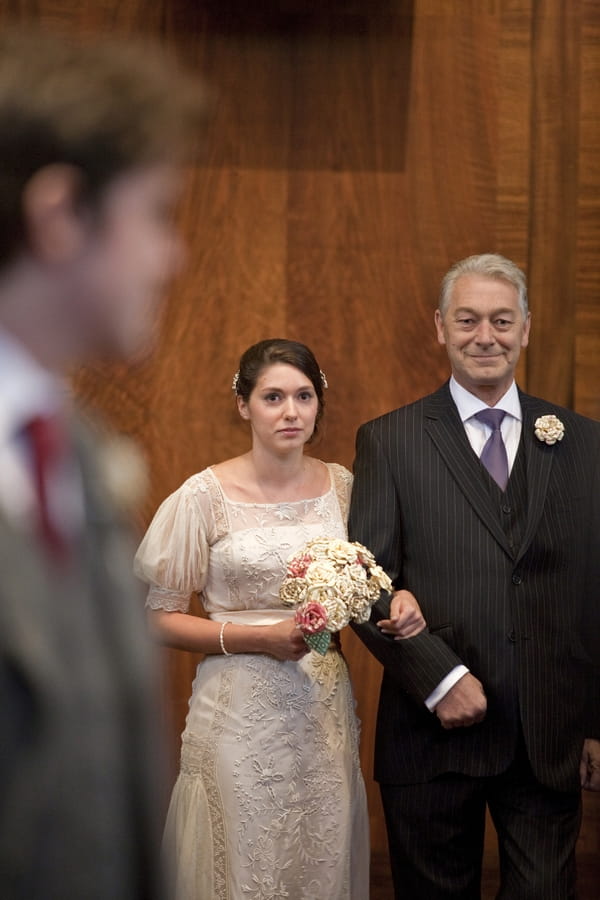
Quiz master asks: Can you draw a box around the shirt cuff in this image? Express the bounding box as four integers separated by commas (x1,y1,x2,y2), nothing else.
425,665,469,712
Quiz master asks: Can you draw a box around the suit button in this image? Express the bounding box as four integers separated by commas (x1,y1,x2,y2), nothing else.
502,504,512,514
512,573,522,585
508,629,517,642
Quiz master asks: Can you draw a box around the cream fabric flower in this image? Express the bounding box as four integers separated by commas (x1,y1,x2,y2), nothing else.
534,414,565,445
305,559,339,586
279,578,305,606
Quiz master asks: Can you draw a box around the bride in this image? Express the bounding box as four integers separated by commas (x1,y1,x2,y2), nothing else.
134,338,425,899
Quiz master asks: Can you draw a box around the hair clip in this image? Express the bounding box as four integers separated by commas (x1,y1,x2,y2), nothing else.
231,371,240,393
320,370,329,389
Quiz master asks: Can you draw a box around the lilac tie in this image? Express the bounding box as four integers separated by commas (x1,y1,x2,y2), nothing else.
475,409,509,491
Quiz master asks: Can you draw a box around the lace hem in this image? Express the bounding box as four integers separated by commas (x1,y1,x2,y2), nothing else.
145,584,191,612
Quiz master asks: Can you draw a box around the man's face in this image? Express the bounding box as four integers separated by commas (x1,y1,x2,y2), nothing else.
69,164,185,361
434,274,531,399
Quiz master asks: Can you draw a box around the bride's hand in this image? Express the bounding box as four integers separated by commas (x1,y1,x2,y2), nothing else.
264,619,309,661
377,589,426,639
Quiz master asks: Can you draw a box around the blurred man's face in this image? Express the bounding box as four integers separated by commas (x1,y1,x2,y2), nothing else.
69,164,185,361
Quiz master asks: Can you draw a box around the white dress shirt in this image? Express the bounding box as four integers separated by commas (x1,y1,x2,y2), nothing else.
424,377,522,711
0,328,81,535
449,376,522,471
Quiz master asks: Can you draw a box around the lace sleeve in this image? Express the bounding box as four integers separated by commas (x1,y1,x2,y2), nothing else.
133,473,213,612
328,463,353,528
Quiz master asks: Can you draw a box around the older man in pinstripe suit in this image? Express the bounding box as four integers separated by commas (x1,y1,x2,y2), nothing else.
349,253,600,899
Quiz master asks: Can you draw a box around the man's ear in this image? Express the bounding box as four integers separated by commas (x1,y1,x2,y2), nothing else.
434,309,446,346
22,164,88,263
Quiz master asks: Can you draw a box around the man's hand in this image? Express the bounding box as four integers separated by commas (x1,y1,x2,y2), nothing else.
434,672,487,729
377,589,426,639
580,738,600,791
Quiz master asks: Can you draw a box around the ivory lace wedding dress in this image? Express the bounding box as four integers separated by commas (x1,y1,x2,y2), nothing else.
134,462,370,900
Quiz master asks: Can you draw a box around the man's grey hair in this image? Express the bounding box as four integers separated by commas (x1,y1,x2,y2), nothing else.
438,253,528,319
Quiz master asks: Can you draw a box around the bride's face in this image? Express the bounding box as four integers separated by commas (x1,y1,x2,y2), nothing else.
237,363,319,452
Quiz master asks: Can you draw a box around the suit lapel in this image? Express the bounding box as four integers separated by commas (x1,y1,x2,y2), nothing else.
516,392,555,562
423,384,514,555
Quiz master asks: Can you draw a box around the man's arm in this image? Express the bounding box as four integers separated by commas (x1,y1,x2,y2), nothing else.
349,420,487,726
347,421,403,582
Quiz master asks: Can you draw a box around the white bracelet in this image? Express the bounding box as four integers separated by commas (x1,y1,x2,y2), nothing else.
219,621,233,656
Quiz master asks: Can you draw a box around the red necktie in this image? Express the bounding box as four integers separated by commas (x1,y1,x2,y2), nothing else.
23,414,71,562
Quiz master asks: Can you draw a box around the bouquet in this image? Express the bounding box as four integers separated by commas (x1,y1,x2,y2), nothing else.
279,537,393,655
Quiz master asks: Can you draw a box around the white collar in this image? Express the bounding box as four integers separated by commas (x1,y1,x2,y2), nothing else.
449,376,522,423
0,327,68,444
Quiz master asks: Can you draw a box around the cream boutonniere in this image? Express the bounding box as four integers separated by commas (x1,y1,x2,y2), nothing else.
97,433,149,514
534,414,564,445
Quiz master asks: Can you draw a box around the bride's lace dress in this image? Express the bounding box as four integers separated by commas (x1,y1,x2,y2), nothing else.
134,463,370,900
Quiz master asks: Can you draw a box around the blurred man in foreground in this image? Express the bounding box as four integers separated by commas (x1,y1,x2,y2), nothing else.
0,28,209,899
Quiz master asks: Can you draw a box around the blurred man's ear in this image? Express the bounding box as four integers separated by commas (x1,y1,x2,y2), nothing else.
22,164,88,264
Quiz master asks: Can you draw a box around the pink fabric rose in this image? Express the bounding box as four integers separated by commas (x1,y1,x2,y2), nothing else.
295,602,328,635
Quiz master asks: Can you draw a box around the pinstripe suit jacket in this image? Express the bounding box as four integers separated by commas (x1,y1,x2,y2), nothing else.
0,419,165,899
348,382,600,793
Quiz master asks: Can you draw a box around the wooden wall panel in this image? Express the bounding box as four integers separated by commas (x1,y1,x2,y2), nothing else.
184,1,414,173
526,1,582,407
575,1,600,421
2,0,598,885
497,2,531,269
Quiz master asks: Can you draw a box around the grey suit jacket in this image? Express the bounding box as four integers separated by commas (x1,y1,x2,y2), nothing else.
349,382,600,792
0,418,164,899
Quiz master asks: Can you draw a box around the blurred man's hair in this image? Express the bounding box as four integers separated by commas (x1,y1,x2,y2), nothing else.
0,28,211,268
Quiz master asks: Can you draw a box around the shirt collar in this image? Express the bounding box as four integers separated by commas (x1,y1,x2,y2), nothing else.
0,327,68,444
449,376,522,423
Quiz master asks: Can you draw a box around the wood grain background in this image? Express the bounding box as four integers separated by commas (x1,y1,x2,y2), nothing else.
3,0,598,879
